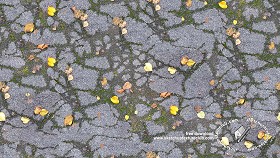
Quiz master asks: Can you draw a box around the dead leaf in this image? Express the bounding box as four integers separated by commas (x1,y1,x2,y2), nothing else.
268,41,275,50
101,77,108,86
151,103,157,109
83,21,89,27
4,93,10,100
121,28,128,35
226,27,236,36
65,67,73,75
118,20,127,28
37,44,48,50
257,131,265,139
112,17,122,26
24,23,35,33
0,82,5,90
194,105,202,113
155,5,161,11
116,89,125,94
80,14,88,21
21,117,30,124
1,86,9,93
209,79,215,86
64,115,74,126
181,56,189,65
28,54,35,61
39,109,48,116
34,106,42,115
186,0,192,7
68,74,74,81
275,82,280,90
232,32,240,39
244,141,253,149
160,92,171,98
215,114,223,119
146,151,157,158
123,82,132,90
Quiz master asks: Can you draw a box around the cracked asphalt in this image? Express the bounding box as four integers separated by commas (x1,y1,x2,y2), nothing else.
0,0,280,158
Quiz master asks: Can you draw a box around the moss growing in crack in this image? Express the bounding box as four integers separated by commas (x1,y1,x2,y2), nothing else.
249,0,265,9
9,32,16,41
154,110,169,127
39,9,48,27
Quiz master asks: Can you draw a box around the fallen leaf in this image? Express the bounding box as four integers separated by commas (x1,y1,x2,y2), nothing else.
39,109,48,116
170,105,179,116
226,27,236,36
146,151,157,158
257,131,265,139
118,20,127,28
101,78,108,86
32,65,42,74
209,79,215,86
34,106,42,115
181,17,185,21
116,89,125,94
144,63,153,72
134,110,138,115
83,21,89,28
80,14,88,21
24,23,35,33
275,82,280,90
160,92,171,98
268,41,275,50
215,114,223,119
28,54,35,61
123,82,132,90
4,93,10,100
125,115,129,120
186,0,192,7
220,137,229,146
197,111,205,119
277,112,280,121
263,134,272,141
96,96,100,100
168,67,177,74
155,5,161,11
244,141,253,149
152,0,160,4
111,96,119,104
21,117,30,124
0,112,6,121
1,86,9,93
186,59,196,67
218,1,228,9
237,98,245,105
232,32,240,39
64,115,74,126
65,67,73,75
47,6,56,16
112,17,122,26
235,39,241,45
47,57,56,67
204,1,208,5
0,82,5,90
122,28,128,35
181,56,189,65
151,103,157,109
72,7,83,19
233,20,238,25
194,105,202,113
37,44,48,50
68,74,74,81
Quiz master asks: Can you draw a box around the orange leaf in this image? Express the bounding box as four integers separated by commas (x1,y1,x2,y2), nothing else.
116,89,125,94
186,0,192,7
215,114,223,119
37,44,48,50
209,79,215,86
123,82,132,90
34,106,42,115
160,92,171,98
64,115,74,126
151,103,157,109
101,77,108,86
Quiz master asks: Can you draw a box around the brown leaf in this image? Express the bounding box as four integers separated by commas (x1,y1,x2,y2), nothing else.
118,20,127,28
32,65,42,74
275,82,280,90
226,27,236,36
257,130,265,139
146,151,157,158
194,105,202,113
209,79,215,86
0,82,5,90
152,0,160,4
151,103,157,109
1,86,9,93
65,67,73,75
215,114,223,119
116,89,125,94
232,32,240,39
186,0,192,7
28,54,35,61
101,77,108,86
24,23,35,33
268,41,275,50
37,44,48,50
123,82,132,90
34,106,42,115
180,56,189,65
64,115,74,126
160,92,171,98
112,17,122,26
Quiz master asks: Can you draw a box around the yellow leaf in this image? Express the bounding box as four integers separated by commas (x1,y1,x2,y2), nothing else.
268,42,275,50
237,98,245,105
218,1,228,9
186,59,196,67
276,82,280,90
39,109,49,116
181,56,189,65
170,105,179,116
257,131,265,139
111,96,119,104
21,117,30,124
197,111,205,119
220,137,229,146
277,112,280,121
125,115,129,120
204,1,208,5
64,115,74,126
181,17,185,21
144,63,153,72
233,20,238,25
34,106,42,115
168,67,177,74
0,112,6,121
244,141,253,149
47,57,56,67
186,0,192,7
263,134,272,141
24,23,35,33
47,6,56,16
101,77,108,86
209,79,215,86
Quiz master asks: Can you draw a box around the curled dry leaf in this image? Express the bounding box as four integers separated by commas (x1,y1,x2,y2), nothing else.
28,54,35,61
21,117,30,124
37,44,48,50
39,109,48,116
268,41,275,50
235,39,241,45
181,56,189,65
232,32,240,39
160,92,171,98
83,21,89,28
4,93,10,100
209,79,215,86
2,85,9,93
215,114,223,119
116,89,125,94
237,98,245,105
151,103,157,109
244,141,253,149
34,106,42,115
101,77,108,86
263,134,272,141
121,28,128,35
0,112,6,122
146,151,157,158
197,111,205,119
152,0,160,4
68,74,74,81
65,67,73,75
118,21,127,28
123,82,132,90
112,17,122,26
24,23,35,33
0,82,5,90
275,82,280,90
257,131,265,139
186,59,196,67
226,27,236,36
168,67,177,74
144,63,153,72
186,0,192,7
155,5,161,11
80,14,88,21
194,105,202,113
64,115,74,126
